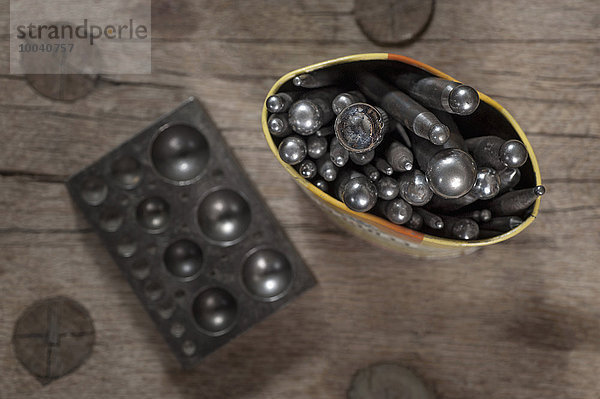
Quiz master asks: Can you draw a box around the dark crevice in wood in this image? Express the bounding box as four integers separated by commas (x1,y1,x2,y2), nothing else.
0,105,152,123
153,68,191,77
0,170,67,183
486,93,587,105
97,76,186,90
541,206,600,214
213,73,280,82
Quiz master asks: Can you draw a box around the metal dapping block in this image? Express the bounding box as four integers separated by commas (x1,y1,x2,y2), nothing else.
334,103,389,153
67,98,315,367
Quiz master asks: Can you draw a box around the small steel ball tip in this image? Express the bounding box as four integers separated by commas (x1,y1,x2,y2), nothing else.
334,170,364,200
425,148,477,199
498,167,521,194
398,169,433,206
334,102,389,153
455,209,483,222
332,91,366,115
415,208,444,229
349,150,375,166
500,139,528,168
356,72,450,146
386,141,414,172
299,159,317,179
316,154,339,182
488,185,545,216
471,167,501,200
278,135,307,165
267,113,291,137
466,136,528,170
447,217,480,240
376,176,400,200
431,109,467,151
362,163,381,182
393,74,480,116
406,211,423,230
374,157,394,176
479,216,523,232
292,69,342,88
480,209,492,222
288,100,323,136
307,135,328,159
330,137,350,167
266,92,299,113
313,178,329,192
342,175,378,212
381,198,413,225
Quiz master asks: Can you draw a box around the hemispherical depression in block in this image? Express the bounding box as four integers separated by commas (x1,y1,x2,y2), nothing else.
242,249,293,300
164,239,203,279
197,189,251,244
192,287,237,334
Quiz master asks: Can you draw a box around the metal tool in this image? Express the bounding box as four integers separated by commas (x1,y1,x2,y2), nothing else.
316,153,339,182
316,126,334,137
498,167,521,194
393,73,480,116
406,211,424,230
376,176,400,200
334,170,364,200
288,88,338,135
332,90,366,115
267,113,291,137
349,149,375,166
466,136,529,169
374,157,394,176
362,163,381,181
386,140,414,172
456,209,492,222
307,135,328,159
432,109,466,150
480,216,523,232
266,91,300,113
313,178,329,192
380,198,413,225
341,174,378,212
334,102,389,153
356,72,450,145
330,137,350,167
394,122,412,148
441,215,480,240
411,135,477,199
415,208,444,229
471,167,501,200
488,185,545,216
398,169,433,206
292,69,343,88
427,192,478,212
278,135,307,165
299,159,317,179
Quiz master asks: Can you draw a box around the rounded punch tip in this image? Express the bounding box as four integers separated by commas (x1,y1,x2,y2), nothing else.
452,218,479,240
292,74,310,87
472,167,501,200
267,114,288,136
266,95,285,113
343,176,378,213
435,220,444,229
404,161,413,171
398,169,433,206
448,85,480,116
384,198,413,225
377,176,400,200
334,103,387,153
500,139,529,168
278,136,307,165
480,209,492,222
509,216,523,229
299,159,317,179
426,148,477,199
534,185,546,196
289,100,322,135
429,124,450,145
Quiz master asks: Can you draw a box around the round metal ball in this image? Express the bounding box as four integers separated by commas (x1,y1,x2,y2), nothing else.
150,124,210,184
197,189,251,244
472,167,501,200
448,85,480,116
242,249,293,300
425,148,477,199
384,198,413,225
500,139,528,168
192,287,237,334
342,176,378,212
299,160,317,179
428,123,450,145
136,197,170,232
266,95,285,113
376,177,400,200
398,169,433,206
164,239,203,279
278,136,307,165
288,100,322,135
452,218,479,240
334,103,387,153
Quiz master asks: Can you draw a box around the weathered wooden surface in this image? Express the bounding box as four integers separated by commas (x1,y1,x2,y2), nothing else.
1,1,599,398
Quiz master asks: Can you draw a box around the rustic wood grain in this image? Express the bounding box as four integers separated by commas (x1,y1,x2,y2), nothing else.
1,0,600,398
